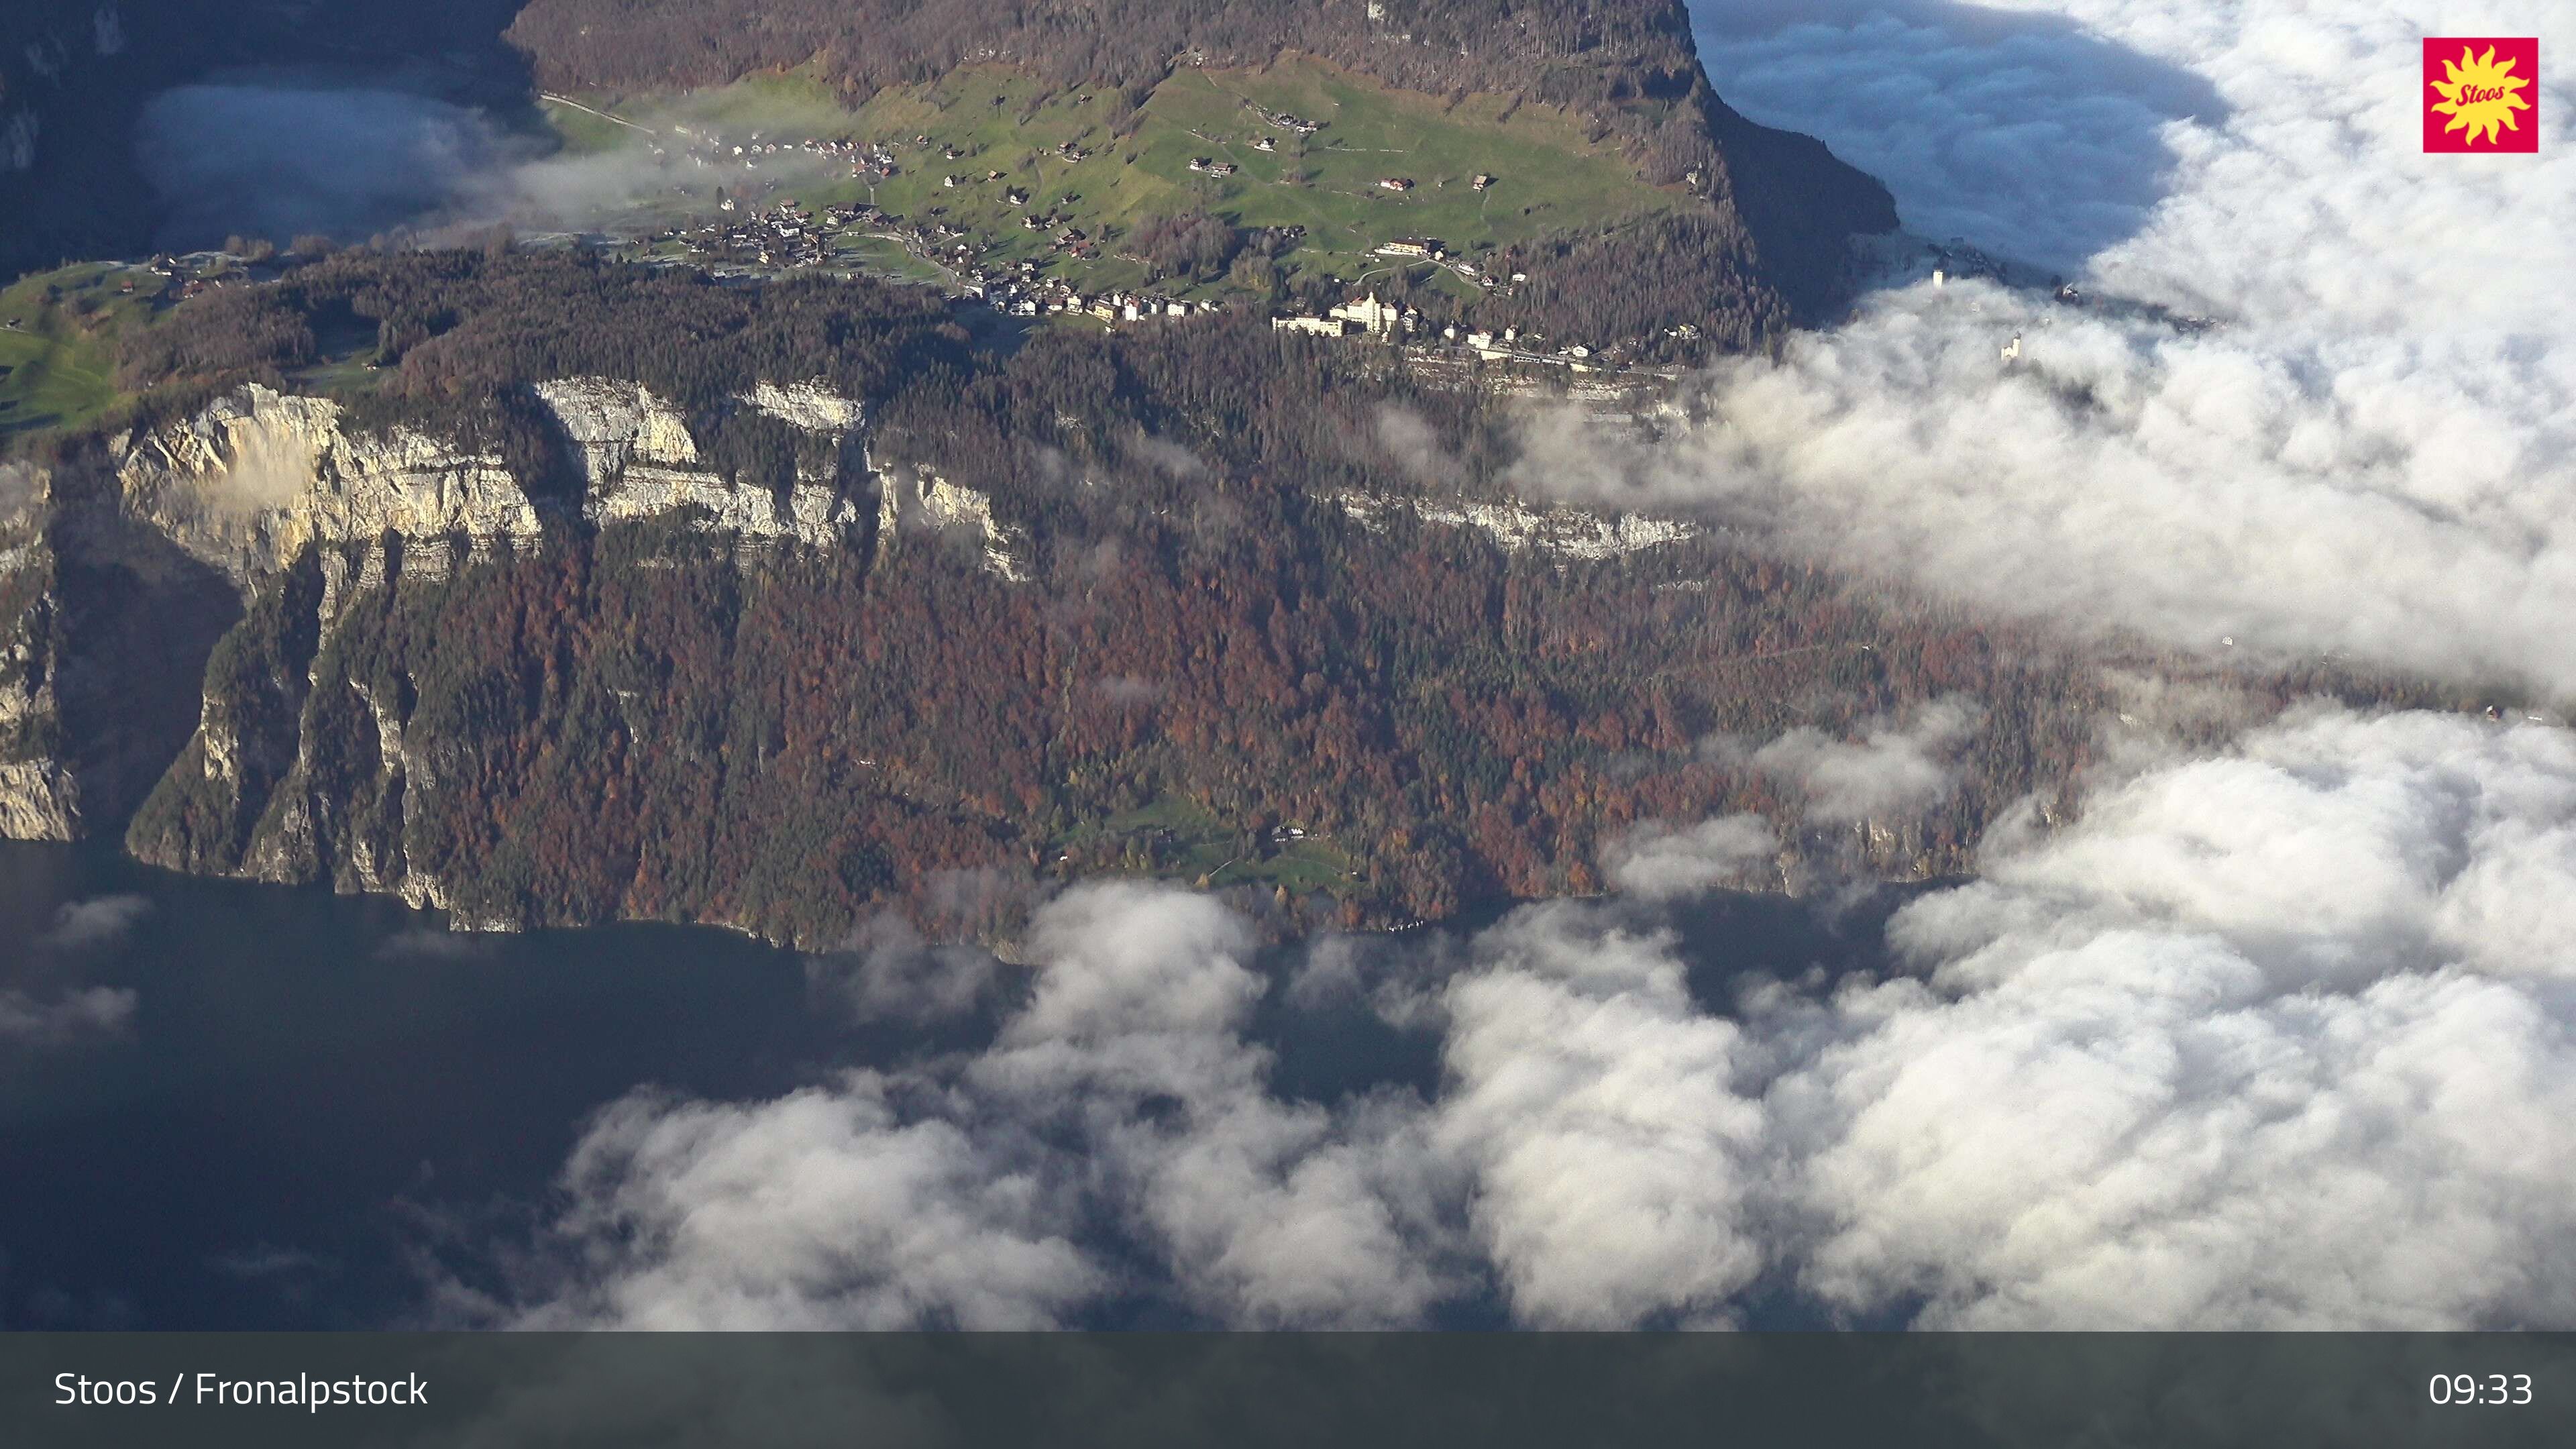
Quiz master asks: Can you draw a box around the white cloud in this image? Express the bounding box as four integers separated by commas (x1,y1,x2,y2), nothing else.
1432,904,1766,1326
804,912,1002,1024
1768,709,2576,1329
134,77,851,250
1601,814,1778,899
1563,3,2576,695
0,985,137,1045
525,1075,1102,1330
487,708,2576,1329
504,883,1450,1329
39,894,151,952
1739,697,1981,824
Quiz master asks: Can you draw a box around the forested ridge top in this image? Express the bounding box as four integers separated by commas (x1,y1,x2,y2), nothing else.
511,0,1713,103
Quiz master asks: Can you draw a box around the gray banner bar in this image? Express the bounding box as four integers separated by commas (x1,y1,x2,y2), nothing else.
4,1332,2571,1448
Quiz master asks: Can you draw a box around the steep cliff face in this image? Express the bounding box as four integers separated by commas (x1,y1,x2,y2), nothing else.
0,376,900,853
1333,490,1701,563
19,370,2084,949
537,378,871,549
92,376,1170,934
0,451,244,839
879,470,1028,581
0,468,76,838
105,378,891,582
112,385,543,582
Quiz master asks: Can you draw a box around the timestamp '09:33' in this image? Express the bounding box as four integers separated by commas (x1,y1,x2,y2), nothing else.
2430,1373,2534,1405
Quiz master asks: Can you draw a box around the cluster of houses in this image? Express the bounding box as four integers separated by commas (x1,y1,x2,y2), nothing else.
1271,292,1610,370
1238,100,1322,136
1368,237,1498,288
659,197,857,270
143,253,248,301
970,273,1227,323
1271,293,1413,337
656,125,901,183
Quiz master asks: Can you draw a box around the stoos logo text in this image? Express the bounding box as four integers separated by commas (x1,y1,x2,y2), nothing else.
2423,38,2538,152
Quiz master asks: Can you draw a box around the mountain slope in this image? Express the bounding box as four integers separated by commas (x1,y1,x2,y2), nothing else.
0,248,2139,947
508,0,1896,323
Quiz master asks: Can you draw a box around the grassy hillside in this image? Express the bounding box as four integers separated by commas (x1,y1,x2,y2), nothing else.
0,264,160,444
556,56,1698,315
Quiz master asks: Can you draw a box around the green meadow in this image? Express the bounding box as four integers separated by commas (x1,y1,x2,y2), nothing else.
0,264,157,445
557,55,1683,297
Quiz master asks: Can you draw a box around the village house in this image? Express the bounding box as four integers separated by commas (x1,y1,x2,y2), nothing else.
1328,294,1409,336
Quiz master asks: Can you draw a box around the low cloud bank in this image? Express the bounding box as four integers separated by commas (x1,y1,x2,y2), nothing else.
485,884,1453,1330
478,707,2576,1328
1579,2,2576,696
133,76,840,250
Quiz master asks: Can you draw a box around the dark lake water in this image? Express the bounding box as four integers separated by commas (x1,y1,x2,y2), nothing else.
0,841,1902,1330
0,842,936,1329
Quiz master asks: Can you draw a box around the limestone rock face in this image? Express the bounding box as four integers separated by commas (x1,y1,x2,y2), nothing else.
3,448,246,845
0,759,78,839
876,470,1026,580
113,384,541,582
741,379,864,435
1332,489,1700,561
0,464,73,838
533,377,705,491
537,376,867,547
0,516,78,840
586,471,862,548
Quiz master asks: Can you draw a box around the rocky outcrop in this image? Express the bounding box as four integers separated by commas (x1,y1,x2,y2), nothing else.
1333,489,1699,561
0,453,242,841
3,376,890,847
741,378,864,435
0,496,77,837
113,384,541,582
540,376,869,548
104,378,890,583
877,468,1026,580
533,377,707,492
588,471,863,548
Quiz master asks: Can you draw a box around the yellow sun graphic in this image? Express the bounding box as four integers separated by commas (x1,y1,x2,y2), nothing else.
2428,44,2533,146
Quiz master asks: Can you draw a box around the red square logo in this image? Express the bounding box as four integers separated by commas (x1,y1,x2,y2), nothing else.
2424,38,2538,152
